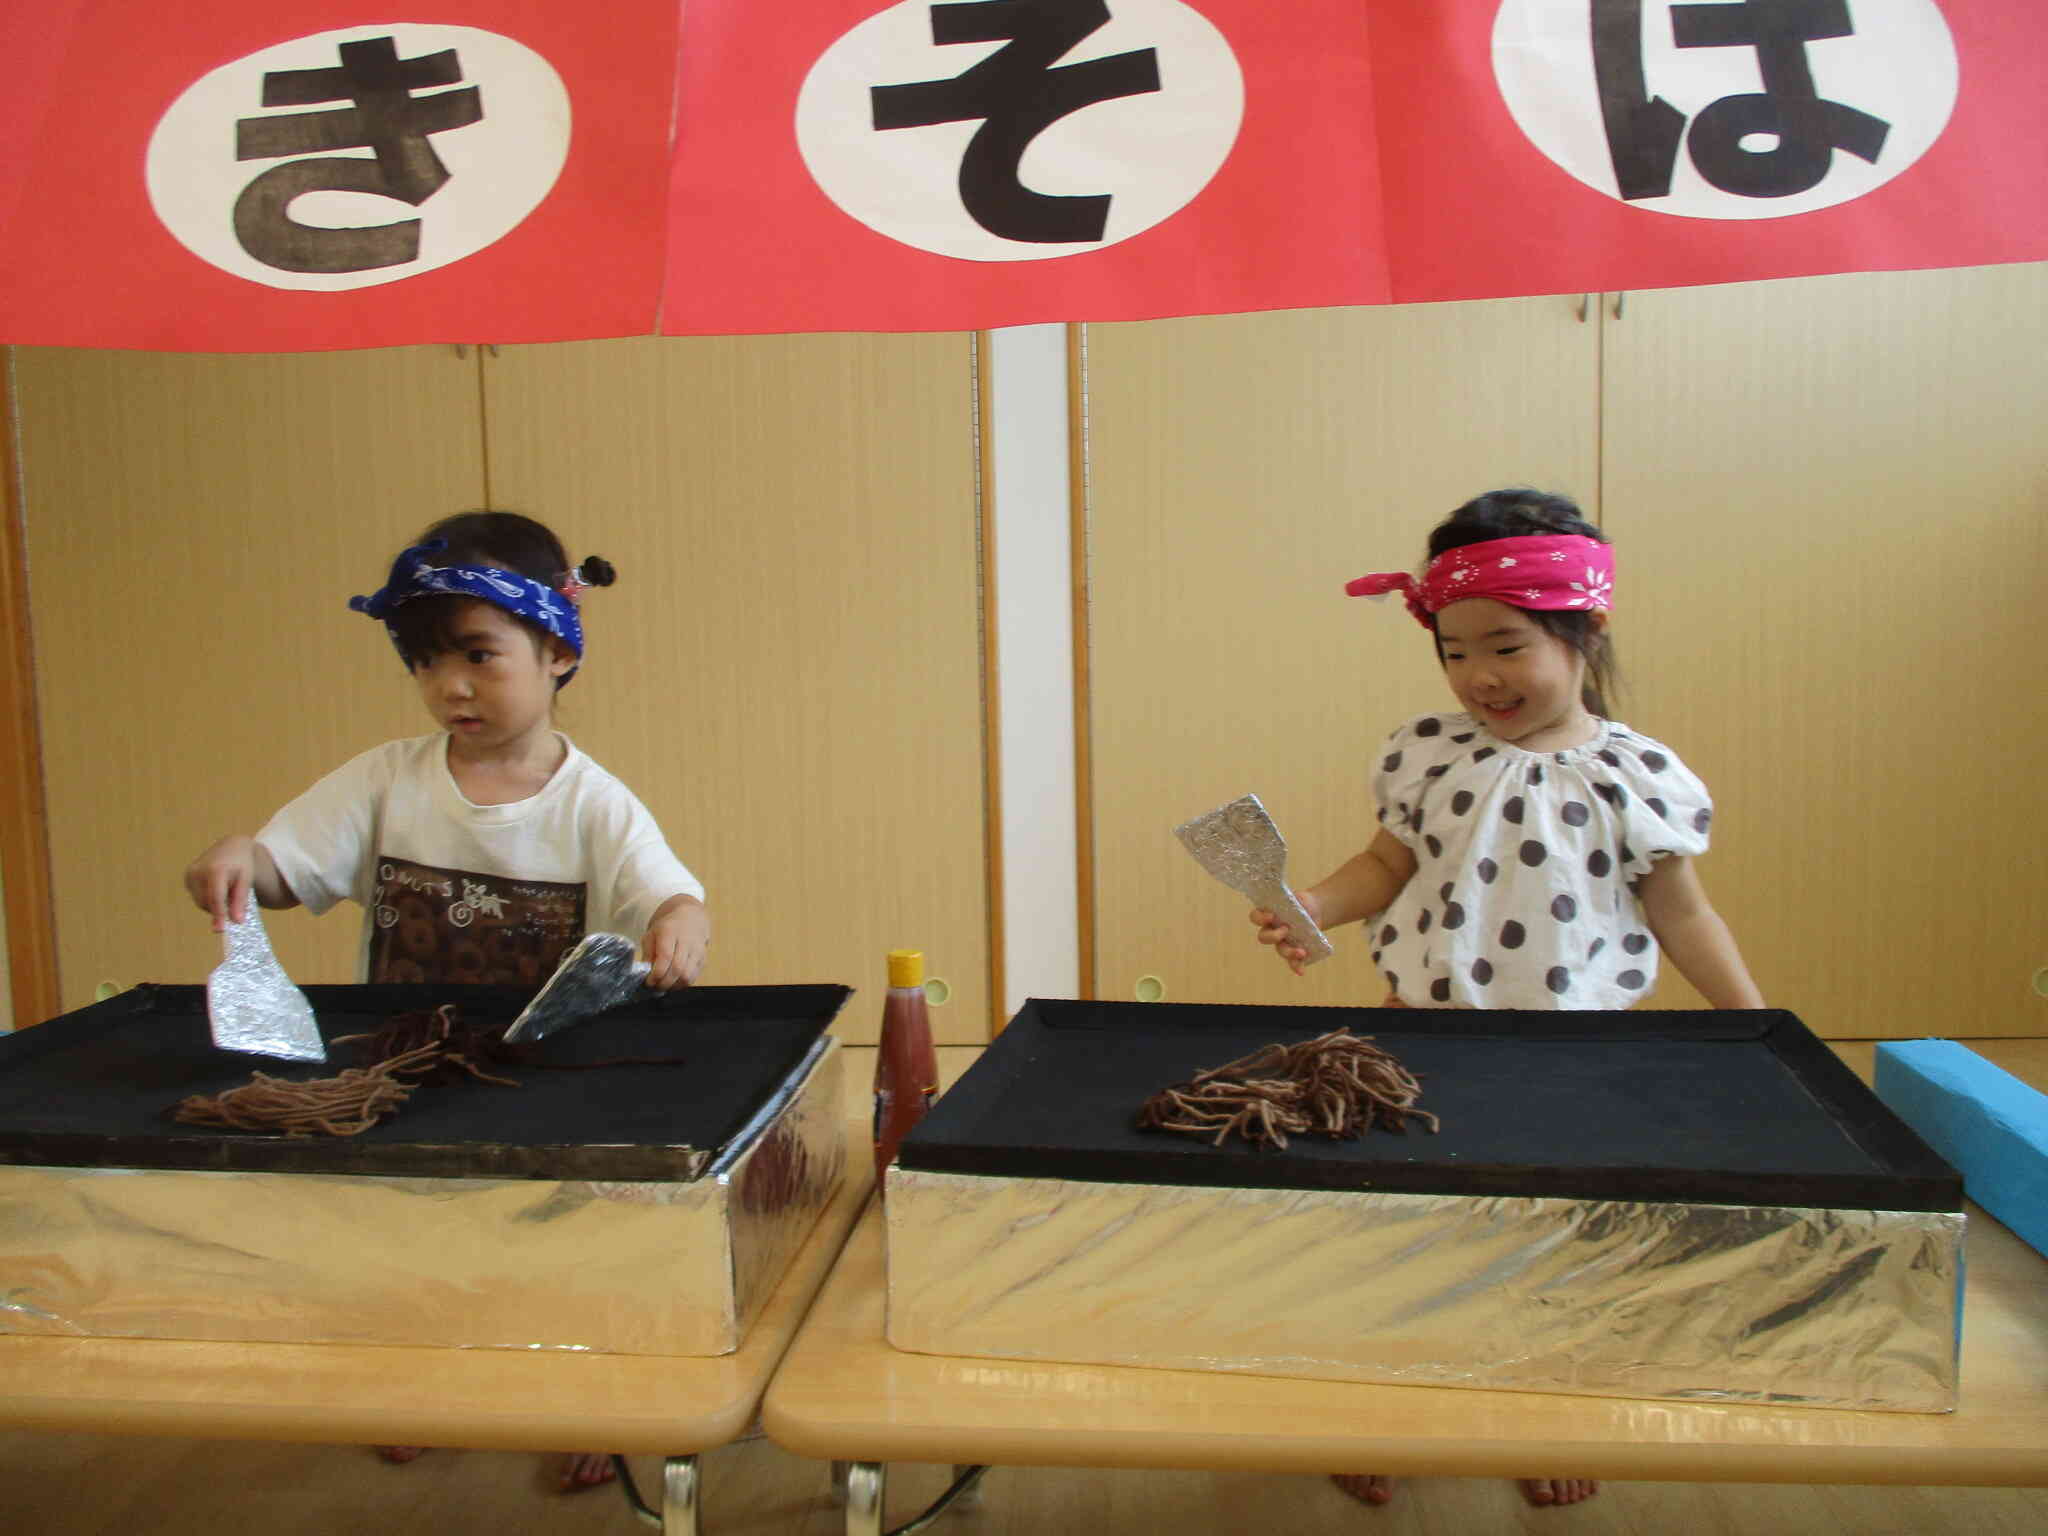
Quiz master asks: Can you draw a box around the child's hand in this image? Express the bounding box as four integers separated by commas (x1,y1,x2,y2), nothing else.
1250,889,1323,977
185,835,261,931
642,896,710,990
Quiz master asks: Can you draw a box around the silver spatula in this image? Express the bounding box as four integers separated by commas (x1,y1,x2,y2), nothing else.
503,932,651,1045
207,906,326,1062
1174,793,1333,966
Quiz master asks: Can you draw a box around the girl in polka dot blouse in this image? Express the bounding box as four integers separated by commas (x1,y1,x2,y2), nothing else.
1253,488,1765,1016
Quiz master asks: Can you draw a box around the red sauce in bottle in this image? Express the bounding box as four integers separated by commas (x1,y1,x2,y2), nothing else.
873,948,938,1184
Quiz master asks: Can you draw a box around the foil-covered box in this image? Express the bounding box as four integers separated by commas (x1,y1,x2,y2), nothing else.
0,983,849,1355
885,1002,1964,1412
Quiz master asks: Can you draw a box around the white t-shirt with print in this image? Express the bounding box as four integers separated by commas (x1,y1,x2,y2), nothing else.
1370,712,1711,1009
258,733,703,986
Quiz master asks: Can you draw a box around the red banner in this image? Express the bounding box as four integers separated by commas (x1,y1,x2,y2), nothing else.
0,1,677,350
661,0,1387,334
1373,3,2048,302
1,2,2042,349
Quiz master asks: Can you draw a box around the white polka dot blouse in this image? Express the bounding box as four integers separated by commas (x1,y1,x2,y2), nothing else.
1370,712,1712,1009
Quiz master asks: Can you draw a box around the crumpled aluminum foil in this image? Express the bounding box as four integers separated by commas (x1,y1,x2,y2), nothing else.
884,1168,1963,1413
1175,793,1333,965
206,907,326,1062
504,932,650,1044
0,1040,845,1355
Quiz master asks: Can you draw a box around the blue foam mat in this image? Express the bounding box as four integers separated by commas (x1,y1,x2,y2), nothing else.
1874,1040,2048,1260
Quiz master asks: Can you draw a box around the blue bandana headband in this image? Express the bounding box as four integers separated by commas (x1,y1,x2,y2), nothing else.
349,540,587,683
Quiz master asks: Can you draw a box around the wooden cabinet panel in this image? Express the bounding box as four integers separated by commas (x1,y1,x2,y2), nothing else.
1085,301,1601,1008
1602,264,2048,1035
479,335,989,1042
12,347,487,1011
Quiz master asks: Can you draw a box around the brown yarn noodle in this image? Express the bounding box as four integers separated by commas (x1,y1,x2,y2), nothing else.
173,1005,517,1138
1135,1028,1440,1151
331,1003,520,1086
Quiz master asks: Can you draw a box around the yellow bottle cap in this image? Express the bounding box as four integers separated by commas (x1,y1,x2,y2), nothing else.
887,949,925,988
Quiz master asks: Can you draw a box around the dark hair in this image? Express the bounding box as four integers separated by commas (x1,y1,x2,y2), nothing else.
385,509,615,686
1425,488,1617,716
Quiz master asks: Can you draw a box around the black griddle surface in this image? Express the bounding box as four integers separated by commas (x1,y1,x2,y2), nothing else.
898,1001,1959,1211
0,982,849,1180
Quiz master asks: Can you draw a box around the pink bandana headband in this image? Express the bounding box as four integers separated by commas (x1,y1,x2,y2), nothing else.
1345,535,1615,627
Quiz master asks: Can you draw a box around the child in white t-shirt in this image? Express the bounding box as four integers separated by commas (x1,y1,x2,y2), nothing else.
184,509,708,1491
187,510,707,992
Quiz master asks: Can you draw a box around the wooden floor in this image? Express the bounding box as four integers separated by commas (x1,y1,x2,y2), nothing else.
3,1429,2045,1535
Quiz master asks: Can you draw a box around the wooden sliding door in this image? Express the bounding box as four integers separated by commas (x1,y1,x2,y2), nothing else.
12,346,484,1008
481,335,991,1041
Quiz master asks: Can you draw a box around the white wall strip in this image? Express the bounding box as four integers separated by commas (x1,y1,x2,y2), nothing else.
987,324,1080,1018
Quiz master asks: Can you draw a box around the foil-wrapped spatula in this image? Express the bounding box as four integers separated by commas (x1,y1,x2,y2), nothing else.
1174,793,1333,967
503,932,651,1045
207,906,327,1062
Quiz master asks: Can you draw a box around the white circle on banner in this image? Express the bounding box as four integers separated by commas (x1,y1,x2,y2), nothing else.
147,25,569,290
1492,0,1957,219
796,0,1242,261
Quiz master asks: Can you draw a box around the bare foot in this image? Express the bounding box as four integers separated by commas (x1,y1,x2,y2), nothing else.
1519,1477,1599,1507
560,1452,617,1492
375,1446,425,1464
1330,1473,1394,1506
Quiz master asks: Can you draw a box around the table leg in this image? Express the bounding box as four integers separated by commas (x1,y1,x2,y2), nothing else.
845,1460,885,1536
831,1459,851,1505
664,1453,700,1536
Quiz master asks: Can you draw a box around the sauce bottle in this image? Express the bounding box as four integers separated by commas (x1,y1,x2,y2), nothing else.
873,948,939,1183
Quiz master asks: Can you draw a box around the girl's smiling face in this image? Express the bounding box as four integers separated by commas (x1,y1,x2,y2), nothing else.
1434,597,1599,753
